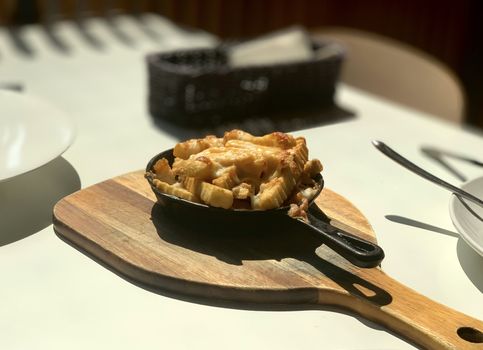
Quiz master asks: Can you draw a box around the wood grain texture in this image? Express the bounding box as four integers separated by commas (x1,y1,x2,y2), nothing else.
53,171,483,349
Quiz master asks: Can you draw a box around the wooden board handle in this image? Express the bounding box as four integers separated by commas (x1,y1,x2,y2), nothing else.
319,268,483,349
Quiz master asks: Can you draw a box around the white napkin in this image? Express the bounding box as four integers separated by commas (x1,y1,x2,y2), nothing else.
227,27,314,67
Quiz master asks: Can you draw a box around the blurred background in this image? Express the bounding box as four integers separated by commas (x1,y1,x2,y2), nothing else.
1,0,482,130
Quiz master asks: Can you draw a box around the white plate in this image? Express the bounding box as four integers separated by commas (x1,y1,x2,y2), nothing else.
449,176,483,257
0,90,75,182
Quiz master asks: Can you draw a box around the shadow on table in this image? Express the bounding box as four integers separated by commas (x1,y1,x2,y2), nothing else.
385,215,459,238
6,26,35,57
42,25,71,54
104,15,137,47
385,214,483,293
2,13,212,58
151,104,356,140
132,14,164,43
0,156,81,246
421,145,483,182
74,19,105,50
6,24,71,57
457,238,483,293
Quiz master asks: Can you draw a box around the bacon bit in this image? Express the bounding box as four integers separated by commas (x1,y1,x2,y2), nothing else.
272,132,295,149
287,198,309,222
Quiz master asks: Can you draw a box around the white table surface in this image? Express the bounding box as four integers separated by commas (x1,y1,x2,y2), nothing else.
1,15,482,350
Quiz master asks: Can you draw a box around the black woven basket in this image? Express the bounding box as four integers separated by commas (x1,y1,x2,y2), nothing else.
147,39,344,128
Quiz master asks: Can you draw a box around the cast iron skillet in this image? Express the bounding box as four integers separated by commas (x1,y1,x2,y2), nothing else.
146,149,385,268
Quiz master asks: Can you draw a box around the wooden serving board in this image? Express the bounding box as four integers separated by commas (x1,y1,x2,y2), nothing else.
53,171,483,349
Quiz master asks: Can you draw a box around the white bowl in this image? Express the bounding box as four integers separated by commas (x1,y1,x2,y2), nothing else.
0,91,75,182
449,176,483,257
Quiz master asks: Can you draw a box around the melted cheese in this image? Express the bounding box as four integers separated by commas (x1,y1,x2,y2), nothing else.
152,129,322,210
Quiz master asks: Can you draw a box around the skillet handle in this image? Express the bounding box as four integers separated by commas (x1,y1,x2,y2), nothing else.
294,205,385,268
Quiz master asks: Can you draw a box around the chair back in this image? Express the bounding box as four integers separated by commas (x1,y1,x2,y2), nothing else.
313,28,465,123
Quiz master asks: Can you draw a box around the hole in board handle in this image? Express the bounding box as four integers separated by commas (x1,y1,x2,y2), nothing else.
457,327,483,343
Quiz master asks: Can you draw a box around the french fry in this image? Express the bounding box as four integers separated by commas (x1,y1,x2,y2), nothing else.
252,166,299,210
303,159,323,178
197,145,267,180
281,138,308,178
232,182,253,199
173,135,223,159
153,158,176,184
223,140,281,178
153,179,198,202
172,157,215,180
252,177,286,210
200,182,233,209
224,129,296,149
212,166,240,189
180,176,202,198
